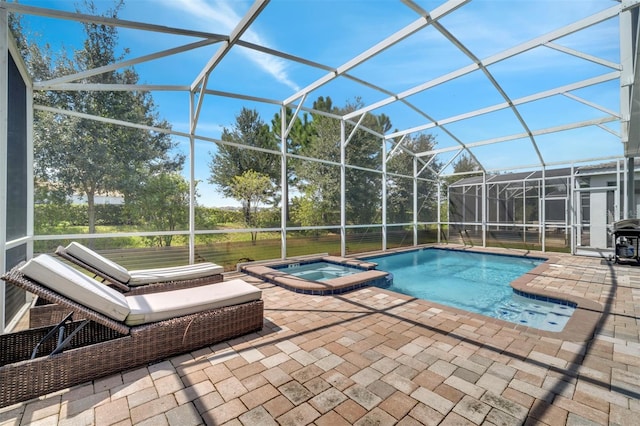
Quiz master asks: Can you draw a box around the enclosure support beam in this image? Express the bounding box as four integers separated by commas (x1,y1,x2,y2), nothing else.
577,178,584,250
281,105,288,259
496,185,500,230
413,157,418,246
340,121,347,257
616,160,621,222
188,92,196,264
437,180,442,244
623,159,629,219
570,165,576,254
382,137,387,251
190,0,269,132
38,39,219,88
188,135,195,264
621,5,639,218
627,157,636,218
284,0,469,106
404,73,619,145
482,173,487,247
541,168,546,252
25,55,34,268
522,180,527,246
622,6,640,157
474,186,478,234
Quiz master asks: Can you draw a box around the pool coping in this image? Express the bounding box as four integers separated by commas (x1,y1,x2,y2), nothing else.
238,254,390,295
509,256,603,342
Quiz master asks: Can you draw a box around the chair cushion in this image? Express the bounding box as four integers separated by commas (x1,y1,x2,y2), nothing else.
19,254,130,321
128,262,224,286
65,242,131,284
124,279,261,326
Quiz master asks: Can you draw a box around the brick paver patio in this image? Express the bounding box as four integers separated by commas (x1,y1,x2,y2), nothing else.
1,247,639,425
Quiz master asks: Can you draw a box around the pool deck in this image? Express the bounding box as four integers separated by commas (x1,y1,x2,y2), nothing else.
2,245,640,425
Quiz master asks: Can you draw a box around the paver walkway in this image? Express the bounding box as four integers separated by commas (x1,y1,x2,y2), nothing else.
1,247,639,425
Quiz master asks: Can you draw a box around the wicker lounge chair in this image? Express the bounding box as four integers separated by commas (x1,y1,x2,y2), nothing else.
0,254,263,408
29,242,226,327
56,242,224,293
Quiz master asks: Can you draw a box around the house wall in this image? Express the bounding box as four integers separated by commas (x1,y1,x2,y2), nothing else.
585,171,640,251
588,179,609,249
4,52,29,329
0,11,7,332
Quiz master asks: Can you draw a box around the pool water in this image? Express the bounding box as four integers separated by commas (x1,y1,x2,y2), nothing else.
275,262,362,282
365,249,576,331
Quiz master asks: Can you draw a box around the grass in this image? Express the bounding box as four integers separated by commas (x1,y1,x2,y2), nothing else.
33,223,570,272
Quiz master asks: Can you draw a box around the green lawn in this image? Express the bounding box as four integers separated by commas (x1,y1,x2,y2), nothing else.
34,225,437,271
34,224,568,272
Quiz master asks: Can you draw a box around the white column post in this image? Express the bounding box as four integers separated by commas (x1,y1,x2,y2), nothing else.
437,180,442,244
0,5,8,330
615,159,621,222
340,121,346,257
523,180,526,245
620,8,635,219
413,157,418,246
482,173,487,247
188,92,196,264
281,106,288,259
570,165,576,254
381,137,387,251
624,157,629,219
541,168,546,252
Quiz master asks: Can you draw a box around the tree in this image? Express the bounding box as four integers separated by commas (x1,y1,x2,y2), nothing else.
294,97,392,226
208,107,279,226
453,153,482,175
229,170,274,242
290,97,341,225
20,0,184,235
290,194,325,237
386,133,441,223
447,153,482,186
271,107,314,158
126,173,193,247
271,107,314,221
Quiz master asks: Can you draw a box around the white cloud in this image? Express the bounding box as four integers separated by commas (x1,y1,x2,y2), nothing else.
441,0,617,58
159,0,299,91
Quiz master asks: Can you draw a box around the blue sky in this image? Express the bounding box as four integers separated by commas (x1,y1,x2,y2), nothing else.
13,0,622,206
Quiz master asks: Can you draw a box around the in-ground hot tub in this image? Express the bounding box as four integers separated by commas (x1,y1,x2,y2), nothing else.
239,255,390,295
277,261,364,281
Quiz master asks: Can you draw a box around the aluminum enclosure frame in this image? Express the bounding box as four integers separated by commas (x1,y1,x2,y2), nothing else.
2,0,640,330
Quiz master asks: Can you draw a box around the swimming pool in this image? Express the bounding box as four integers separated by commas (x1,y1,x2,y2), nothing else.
364,248,576,331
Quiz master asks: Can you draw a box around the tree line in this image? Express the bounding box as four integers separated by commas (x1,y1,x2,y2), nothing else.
211,100,444,235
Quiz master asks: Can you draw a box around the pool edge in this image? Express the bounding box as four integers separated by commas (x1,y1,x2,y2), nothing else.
239,254,390,295
509,256,603,342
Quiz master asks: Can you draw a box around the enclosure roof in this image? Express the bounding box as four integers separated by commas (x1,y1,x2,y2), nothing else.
450,166,576,187
5,0,640,177
575,160,622,174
